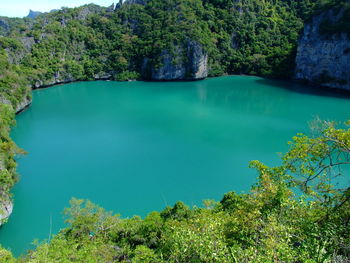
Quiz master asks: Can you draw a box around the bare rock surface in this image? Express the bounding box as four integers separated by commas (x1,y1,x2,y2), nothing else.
295,3,350,89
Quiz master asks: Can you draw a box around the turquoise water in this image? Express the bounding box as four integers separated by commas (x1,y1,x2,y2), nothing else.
1,76,350,256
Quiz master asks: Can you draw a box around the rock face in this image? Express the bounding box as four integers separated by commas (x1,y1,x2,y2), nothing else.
295,4,350,89
33,71,76,89
0,18,10,35
106,3,115,12
77,4,104,20
142,41,208,81
0,94,31,113
115,0,123,9
0,196,13,226
0,159,13,226
16,95,32,113
6,37,35,64
27,10,42,19
32,71,113,90
124,0,147,5
187,41,208,80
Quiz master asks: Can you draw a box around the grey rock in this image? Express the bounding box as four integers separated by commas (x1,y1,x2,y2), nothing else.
145,47,187,80
61,17,67,27
0,18,10,35
6,37,34,64
124,0,147,5
106,3,115,12
0,96,11,106
142,40,208,81
20,37,35,51
0,158,13,226
295,4,350,90
16,95,32,113
0,93,32,113
231,33,239,49
33,72,70,89
77,5,104,20
27,10,42,19
115,0,123,9
0,196,13,226
94,72,112,80
78,8,93,20
33,70,113,90
34,80,44,89
187,40,208,80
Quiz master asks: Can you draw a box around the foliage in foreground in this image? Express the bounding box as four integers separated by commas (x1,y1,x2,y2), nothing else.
0,120,346,262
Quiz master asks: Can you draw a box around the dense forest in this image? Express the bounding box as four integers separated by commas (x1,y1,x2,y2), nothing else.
0,0,348,86
0,0,349,261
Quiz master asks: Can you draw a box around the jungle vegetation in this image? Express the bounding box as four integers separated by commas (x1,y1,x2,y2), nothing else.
1,120,350,262
0,0,349,261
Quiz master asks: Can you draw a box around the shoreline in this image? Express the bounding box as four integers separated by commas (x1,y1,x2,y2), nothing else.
8,73,350,226
18,74,350,114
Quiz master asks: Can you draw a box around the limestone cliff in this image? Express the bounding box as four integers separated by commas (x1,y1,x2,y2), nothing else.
0,18,10,35
124,0,148,6
15,95,32,113
0,113,16,227
27,10,42,19
0,160,10,226
0,195,13,226
295,3,350,89
142,41,208,81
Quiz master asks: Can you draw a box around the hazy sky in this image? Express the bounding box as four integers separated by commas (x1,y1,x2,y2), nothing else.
0,0,116,18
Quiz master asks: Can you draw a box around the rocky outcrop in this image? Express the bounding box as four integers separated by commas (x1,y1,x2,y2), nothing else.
115,0,123,9
0,158,13,226
142,41,208,81
0,196,13,226
124,0,148,5
16,95,32,113
187,41,208,80
106,3,115,12
33,71,76,89
0,94,31,113
93,72,113,80
0,18,10,35
27,10,42,19
6,37,35,65
32,71,113,89
295,3,350,89
76,4,104,20
115,0,148,10
0,96,11,107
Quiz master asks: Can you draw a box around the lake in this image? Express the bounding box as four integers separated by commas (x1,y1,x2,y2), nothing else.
1,76,350,256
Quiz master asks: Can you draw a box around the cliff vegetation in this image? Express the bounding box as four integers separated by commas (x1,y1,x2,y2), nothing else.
0,0,349,261
0,120,349,262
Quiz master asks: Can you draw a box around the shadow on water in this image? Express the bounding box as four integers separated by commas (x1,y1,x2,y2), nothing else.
255,78,350,100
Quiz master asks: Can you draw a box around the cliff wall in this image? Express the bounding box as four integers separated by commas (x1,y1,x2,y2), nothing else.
295,2,350,89
142,41,208,81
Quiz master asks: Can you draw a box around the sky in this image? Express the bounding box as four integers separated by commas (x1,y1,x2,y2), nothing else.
0,0,116,18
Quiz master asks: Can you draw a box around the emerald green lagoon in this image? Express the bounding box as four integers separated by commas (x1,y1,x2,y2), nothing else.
1,76,350,255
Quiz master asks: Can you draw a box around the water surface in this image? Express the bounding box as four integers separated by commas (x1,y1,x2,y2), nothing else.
1,76,350,255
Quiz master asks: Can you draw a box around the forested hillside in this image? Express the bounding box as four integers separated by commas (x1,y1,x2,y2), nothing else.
0,0,349,261
0,0,344,87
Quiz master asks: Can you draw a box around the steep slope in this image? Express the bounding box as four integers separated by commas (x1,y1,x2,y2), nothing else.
0,0,314,87
0,0,348,227
295,1,350,89
27,10,42,19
